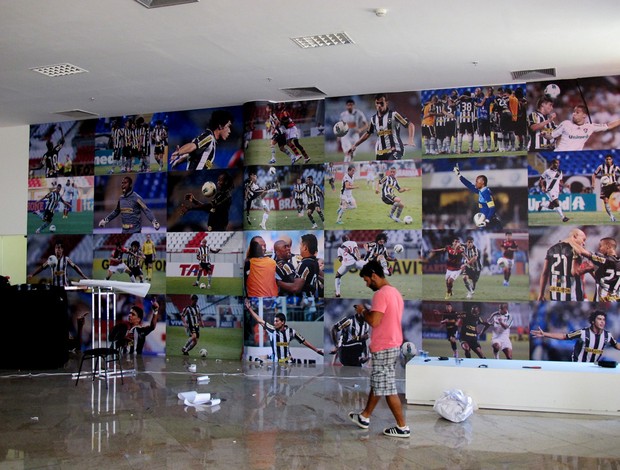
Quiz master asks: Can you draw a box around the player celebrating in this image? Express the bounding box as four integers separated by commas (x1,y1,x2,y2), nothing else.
194,236,221,289
376,166,410,223
498,231,518,287
336,165,358,225
347,93,416,161
537,158,569,223
538,228,587,301
592,154,620,222
573,237,620,301
338,99,368,161
334,235,365,298
429,237,467,300
551,105,620,152
304,175,324,229
453,164,501,230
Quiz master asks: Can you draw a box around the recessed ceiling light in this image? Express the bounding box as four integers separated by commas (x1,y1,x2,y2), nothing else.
291,32,354,49
134,0,198,8
30,63,88,78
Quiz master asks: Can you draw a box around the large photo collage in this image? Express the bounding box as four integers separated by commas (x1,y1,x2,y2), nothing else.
25,75,620,365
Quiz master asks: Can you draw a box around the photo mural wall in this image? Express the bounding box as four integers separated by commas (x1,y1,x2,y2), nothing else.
25,74,620,364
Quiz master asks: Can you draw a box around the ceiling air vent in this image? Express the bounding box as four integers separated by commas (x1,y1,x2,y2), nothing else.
291,32,354,49
511,68,557,81
134,0,198,8
280,87,327,99
30,63,88,78
53,109,100,119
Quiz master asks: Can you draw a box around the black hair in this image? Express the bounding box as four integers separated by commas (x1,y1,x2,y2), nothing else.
359,259,385,279
209,109,234,131
301,233,318,255
589,310,606,324
132,305,144,320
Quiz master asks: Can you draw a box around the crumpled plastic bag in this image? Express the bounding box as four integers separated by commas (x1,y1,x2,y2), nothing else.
433,389,475,423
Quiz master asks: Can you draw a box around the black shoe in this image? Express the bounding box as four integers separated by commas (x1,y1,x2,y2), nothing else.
246,216,251,225
537,203,543,212
562,217,570,223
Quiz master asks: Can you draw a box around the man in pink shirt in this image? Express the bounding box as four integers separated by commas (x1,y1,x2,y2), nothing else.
348,260,410,438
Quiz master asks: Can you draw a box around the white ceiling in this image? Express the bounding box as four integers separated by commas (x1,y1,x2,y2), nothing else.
2,0,620,128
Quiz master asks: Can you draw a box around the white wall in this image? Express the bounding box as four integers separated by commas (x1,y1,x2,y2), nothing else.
0,125,28,283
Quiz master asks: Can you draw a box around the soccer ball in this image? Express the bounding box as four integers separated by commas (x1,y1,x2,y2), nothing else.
393,244,404,253
49,224,56,233
268,167,277,176
47,255,58,267
201,181,217,197
403,215,413,225
544,83,561,99
199,348,208,358
497,257,508,268
199,283,206,289
401,341,417,359
601,175,611,186
333,120,348,137
473,212,487,227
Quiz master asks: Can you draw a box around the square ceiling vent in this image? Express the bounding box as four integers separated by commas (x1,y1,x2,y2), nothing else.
30,63,88,78
511,68,556,81
291,32,354,49
134,0,198,8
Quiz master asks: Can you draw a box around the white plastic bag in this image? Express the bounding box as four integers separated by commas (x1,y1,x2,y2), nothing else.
433,389,475,423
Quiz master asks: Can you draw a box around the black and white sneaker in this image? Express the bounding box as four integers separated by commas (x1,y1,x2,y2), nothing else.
383,426,410,438
348,412,369,429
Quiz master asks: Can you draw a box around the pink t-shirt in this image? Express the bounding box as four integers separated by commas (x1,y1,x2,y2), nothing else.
369,284,404,352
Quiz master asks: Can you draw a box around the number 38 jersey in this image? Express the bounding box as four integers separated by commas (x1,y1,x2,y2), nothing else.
544,241,577,301
585,251,620,301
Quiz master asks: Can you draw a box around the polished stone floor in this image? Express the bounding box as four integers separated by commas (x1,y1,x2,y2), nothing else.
1,355,620,469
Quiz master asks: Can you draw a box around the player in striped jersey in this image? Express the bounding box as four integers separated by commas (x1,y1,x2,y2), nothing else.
443,92,458,153
27,241,88,287
537,158,569,222
528,97,557,151
134,116,150,172
592,154,620,222
170,109,234,170
193,236,221,289
347,93,415,161
121,119,135,172
330,308,370,366
108,119,125,174
244,171,273,229
150,119,168,171
376,166,411,223
180,294,203,355
34,184,71,233
363,232,394,277
304,175,324,229
126,240,145,283
339,99,368,162
538,228,587,301
573,237,620,301
31,132,65,178
455,91,477,154
245,299,324,363
462,236,481,299
532,310,620,362
292,177,306,217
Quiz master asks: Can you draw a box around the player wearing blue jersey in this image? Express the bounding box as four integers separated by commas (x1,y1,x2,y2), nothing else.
453,164,501,230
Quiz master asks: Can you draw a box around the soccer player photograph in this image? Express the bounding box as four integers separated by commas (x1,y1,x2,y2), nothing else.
324,92,421,162
243,100,325,166
592,153,620,222
167,168,243,232
167,106,244,170
422,156,528,231
95,174,166,234
27,235,92,287
531,304,620,363
527,78,620,152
